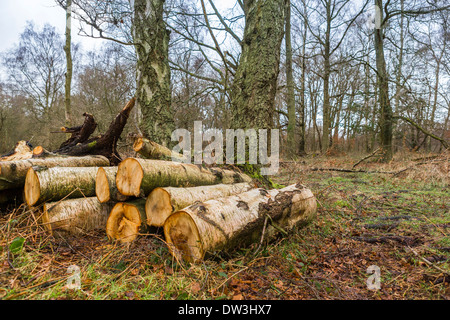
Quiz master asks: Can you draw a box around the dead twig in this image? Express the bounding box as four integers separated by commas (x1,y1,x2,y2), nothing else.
407,246,450,277
352,148,381,169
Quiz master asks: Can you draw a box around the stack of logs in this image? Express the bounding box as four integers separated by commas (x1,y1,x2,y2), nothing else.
0,99,318,263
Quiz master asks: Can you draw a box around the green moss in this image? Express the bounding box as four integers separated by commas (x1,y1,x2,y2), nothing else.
237,163,276,189
87,141,97,149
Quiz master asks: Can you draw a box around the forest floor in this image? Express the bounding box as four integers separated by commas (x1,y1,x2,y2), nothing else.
0,150,449,300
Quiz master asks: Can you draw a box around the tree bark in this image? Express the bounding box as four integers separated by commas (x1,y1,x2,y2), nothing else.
164,184,317,262
0,155,109,191
298,0,308,156
64,0,73,128
285,0,297,158
42,197,114,236
321,0,332,153
146,182,253,227
133,0,175,147
230,0,286,130
116,158,253,197
374,0,393,161
24,166,101,206
133,136,187,162
95,166,129,203
106,199,148,243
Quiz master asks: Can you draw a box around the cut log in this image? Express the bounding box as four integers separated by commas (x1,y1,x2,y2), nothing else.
0,141,33,161
146,183,253,227
53,98,135,165
42,197,114,235
32,146,61,158
24,166,101,206
106,199,148,243
164,184,317,263
116,158,253,197
95,167,129,203
133,137,187,162
0,155,109,191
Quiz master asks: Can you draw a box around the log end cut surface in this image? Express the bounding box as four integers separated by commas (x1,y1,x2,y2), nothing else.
116,158,144,197
96,167,111,203
164,211,203,263
106,202,142,243
145,187,173,227
133,138,144,153
24,168,40,207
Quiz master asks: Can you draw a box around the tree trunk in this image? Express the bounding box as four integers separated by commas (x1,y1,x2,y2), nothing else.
146,182,253,227
42,197,114,236
321,1,332,153
95,166,129,203
133,136,187,162
374,0,393,161
106,199,148,243
298,0,308,156
285,0,297,159
64,0,73,128
24,166,101,206
164,184,317,262
133,0,175,147
230,0,286,130
0,155,109,191
116,158,253,197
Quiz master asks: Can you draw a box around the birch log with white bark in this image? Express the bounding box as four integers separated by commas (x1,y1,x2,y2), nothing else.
145,183,253,227
164,184,317,262
116,158,252,197
42,197,114,235
24,166,100,206
133,137,187,161
95,167,128,203
0,155,109,191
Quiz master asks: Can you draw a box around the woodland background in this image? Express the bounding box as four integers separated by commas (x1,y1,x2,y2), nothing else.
0,0,448,159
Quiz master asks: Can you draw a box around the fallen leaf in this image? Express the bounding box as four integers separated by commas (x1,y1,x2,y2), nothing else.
190,282,201,294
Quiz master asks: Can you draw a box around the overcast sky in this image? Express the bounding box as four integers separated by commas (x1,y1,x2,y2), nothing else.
0,0,104,55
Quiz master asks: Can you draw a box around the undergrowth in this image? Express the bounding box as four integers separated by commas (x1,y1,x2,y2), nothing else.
0,151,449,300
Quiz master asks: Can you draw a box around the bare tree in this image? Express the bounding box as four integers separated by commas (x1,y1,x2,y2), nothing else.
2,22,67,147
61,0,174,146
